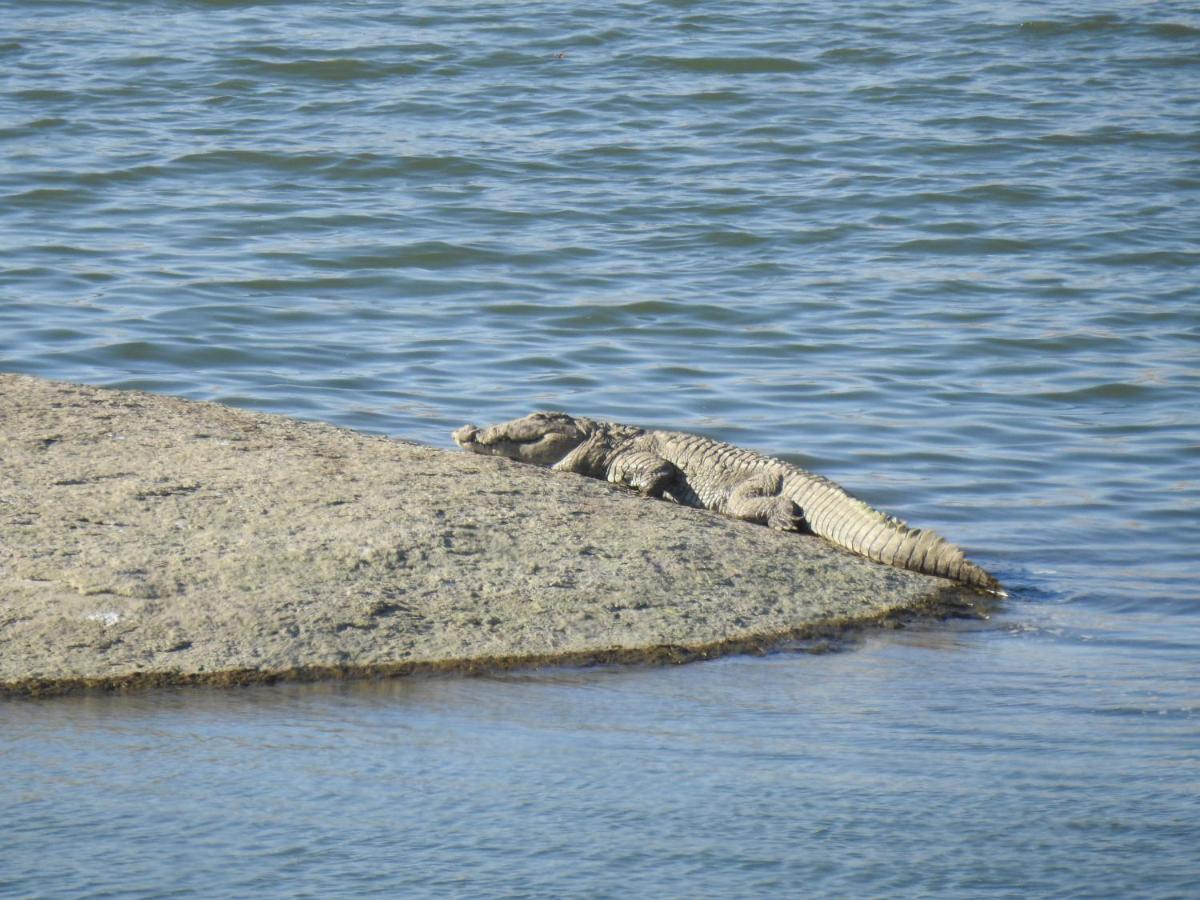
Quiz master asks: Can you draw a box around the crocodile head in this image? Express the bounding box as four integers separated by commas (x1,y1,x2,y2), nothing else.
452,412,593,466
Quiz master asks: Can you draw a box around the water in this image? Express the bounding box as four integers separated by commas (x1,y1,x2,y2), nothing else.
4,635,1197,897
1,0,1198,895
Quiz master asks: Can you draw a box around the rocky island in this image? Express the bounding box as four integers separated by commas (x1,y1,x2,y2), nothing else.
0,374,980,696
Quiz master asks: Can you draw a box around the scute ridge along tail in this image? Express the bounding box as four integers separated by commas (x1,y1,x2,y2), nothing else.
784,469,1000,591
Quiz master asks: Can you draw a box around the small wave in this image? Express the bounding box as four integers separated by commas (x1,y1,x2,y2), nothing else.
492,354,576,373
28,243,109,258
393,154,487,176
109,54,187,69
818,46,899,65
680,90,747,104
172,149,332,172
694,229,770,248
644,55,816,75
1019,16,1200,40
784,225,857,245
91,340,258,367
918,221,984,236
67,164,166,188
0,117,68,140
1086,250,1200,268
990,333,1124,353
960,183,1053,204
483,301,563,319
232,57,421,82
1017,15,1125,37
306,242,507,271
1148,22,1200,38
4,187,92,208
890,237,1035,255
169,149,485,179
1036,128,1182,148
200,274,387,291
921,114,1030,130
210,78,257,91
1035,383,1156,404
12,89,73,102
472,49,555,69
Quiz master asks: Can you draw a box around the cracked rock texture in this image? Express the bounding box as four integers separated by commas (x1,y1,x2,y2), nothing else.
1,374,967,696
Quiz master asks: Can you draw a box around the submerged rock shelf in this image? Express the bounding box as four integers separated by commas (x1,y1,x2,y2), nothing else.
0,374,967,696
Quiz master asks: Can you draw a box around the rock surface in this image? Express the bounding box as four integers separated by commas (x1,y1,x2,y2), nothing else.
0,374,972,696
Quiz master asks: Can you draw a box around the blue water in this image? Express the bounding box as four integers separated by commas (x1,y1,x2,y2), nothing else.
2,0,1198,895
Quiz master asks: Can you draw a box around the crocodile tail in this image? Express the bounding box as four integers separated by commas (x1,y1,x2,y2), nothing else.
785,472,1002,593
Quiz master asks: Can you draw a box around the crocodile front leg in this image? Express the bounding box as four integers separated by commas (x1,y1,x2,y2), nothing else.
727,471,805,531
605,451,679,498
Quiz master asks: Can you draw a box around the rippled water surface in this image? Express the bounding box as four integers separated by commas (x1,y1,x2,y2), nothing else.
2,0,1198,895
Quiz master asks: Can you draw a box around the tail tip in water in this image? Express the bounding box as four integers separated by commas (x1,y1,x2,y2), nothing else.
972,566,1006,597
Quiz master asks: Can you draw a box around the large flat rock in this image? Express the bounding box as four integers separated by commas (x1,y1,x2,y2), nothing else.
0,374,969,696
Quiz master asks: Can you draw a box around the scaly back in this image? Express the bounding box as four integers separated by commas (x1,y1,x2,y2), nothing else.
642,429,1001,592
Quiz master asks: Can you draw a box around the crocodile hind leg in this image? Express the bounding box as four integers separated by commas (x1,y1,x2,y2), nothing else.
727,471,805,531
605,451,680,498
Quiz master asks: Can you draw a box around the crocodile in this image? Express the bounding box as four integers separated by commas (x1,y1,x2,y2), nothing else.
453,412,1002,593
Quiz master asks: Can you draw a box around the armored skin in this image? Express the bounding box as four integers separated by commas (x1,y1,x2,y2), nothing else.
453,412,1002,593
